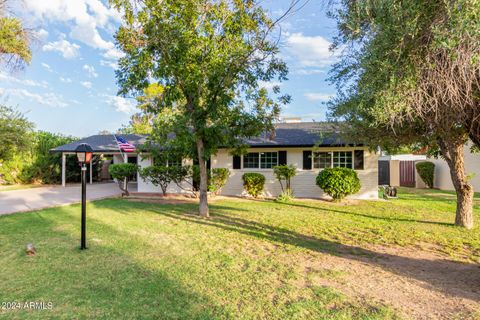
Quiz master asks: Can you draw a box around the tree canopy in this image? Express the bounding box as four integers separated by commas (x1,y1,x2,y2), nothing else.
111,0,294,216
328,0,480,228
0,0,31,71
0,105,34,161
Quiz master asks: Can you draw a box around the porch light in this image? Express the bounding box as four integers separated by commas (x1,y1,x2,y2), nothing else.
75,143,93,165
74,143,93,250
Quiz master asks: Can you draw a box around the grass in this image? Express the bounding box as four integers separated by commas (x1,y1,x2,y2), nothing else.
0,188,479,319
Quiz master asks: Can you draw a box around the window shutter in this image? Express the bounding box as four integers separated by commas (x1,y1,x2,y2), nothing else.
207,158,211,170
278,151,287,166
302,151,312,170
354,150,364,170
233,155,241,169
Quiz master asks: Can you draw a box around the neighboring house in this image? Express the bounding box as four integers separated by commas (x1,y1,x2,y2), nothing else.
378,154,427,188
428,142,480,192
51,122,379,199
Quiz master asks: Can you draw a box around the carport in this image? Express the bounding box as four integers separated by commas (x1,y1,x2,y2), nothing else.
50,134,147,187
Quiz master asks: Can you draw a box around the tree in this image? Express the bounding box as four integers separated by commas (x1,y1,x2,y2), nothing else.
273,165,296,194
111,0,299,217
0,0,32,71
109,163,138,196
328,0,479,228
0,105,33,161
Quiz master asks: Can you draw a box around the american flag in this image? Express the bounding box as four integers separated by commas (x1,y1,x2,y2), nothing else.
115,135,136,153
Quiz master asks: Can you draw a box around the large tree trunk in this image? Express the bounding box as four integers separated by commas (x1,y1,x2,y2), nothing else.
196,137,209,217
438,138,474,229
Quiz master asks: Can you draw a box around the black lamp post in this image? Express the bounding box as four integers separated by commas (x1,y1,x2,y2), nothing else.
75,143,93,250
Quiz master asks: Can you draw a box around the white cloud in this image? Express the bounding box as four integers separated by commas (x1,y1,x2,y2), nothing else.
304,92,334,102
24,0,122,60
102,47,124,60
100,59,117,69
258,81,282,90
42,35,81,59
0,73,48,88
1,88,68,107
41,63,52,72
105,95,136,114
80,81,92,89
83,64,98,78
285,33,337,68
59,77,72,83
35,28,49,40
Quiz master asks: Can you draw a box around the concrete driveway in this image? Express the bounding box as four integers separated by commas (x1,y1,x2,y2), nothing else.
0,182,125,215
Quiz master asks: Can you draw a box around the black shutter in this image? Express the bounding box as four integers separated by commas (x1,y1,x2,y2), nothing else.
302,151,312,170
207,158,211,170
354,150,364,170
233,155,241,169
278,151,287,166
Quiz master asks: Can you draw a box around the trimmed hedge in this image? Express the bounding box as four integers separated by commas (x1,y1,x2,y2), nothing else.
416,161,435,188
242,172,265,198
316,167,361,201
209,168,230,195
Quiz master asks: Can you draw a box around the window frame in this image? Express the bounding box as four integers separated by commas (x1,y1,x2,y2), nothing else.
242,151,278,169
311,149,365,170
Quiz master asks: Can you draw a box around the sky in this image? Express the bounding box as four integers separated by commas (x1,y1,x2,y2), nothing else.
0,0,339,137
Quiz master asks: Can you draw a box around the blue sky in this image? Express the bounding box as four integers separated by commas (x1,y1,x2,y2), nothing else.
1,0,339,137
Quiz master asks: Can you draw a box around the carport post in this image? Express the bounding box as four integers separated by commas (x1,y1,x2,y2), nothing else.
61,153,66,187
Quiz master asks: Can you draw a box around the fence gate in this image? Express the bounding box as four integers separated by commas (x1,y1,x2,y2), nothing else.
400,160,416,187
378,160,390,185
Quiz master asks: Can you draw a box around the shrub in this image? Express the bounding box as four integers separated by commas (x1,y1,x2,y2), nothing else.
276,189,294,203
416,161,435,188
316,167,361,201
109,163,138,196
242,172,265,198
273,165,296,194
209,168,230,195
140,166,173,195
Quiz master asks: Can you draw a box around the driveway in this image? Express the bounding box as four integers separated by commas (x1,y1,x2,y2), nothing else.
0,182,127,215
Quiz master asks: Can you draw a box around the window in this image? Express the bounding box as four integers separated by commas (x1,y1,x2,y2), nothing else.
333,151,352,168
243,152,278,169
153,154,182,167
167,156,182,167
313,152,331,169
354,150,364,170
243,153,260,168
260,152,278,169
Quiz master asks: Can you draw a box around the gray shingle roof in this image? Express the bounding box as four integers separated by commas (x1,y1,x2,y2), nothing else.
51,134,148,153
50,122,354,153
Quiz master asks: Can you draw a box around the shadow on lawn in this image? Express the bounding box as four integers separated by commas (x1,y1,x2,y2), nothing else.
131,201,480,303
0,207,226,319
276,201,455,226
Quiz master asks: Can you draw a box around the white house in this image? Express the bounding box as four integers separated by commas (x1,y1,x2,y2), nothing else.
52,122,379,200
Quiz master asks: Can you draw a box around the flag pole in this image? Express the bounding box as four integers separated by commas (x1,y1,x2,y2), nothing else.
113,134,127,192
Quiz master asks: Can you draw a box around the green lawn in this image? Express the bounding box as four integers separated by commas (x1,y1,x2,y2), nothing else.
0,188,478,319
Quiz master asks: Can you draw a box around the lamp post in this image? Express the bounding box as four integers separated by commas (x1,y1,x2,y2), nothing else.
75,143,93,250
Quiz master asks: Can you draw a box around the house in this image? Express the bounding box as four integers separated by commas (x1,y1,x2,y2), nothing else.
51,122,379,199
378,154,427,188
427,142,480,192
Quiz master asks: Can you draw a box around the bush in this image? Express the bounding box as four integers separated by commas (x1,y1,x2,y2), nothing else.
416,161,435,188
139,166,173,195
276,189,294,203
209,168,230,195
109,163,138,196
273,165,296,194
242,173,265,198
316,167,361,201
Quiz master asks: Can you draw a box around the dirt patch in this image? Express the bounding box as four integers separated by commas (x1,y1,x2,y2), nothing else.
298,245,480,319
